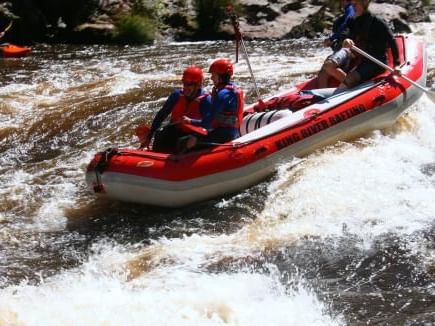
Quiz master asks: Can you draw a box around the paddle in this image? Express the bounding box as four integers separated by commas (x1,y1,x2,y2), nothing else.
184,124,208,135
0,21,13,40
351,44,435,103
228,7,266,110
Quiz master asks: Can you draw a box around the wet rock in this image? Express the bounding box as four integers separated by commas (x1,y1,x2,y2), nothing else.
0,0,433,43
222,1,322,40
369,3,412,34
390,18,412,34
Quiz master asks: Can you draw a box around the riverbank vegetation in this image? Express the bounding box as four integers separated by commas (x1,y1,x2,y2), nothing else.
0,0,432,44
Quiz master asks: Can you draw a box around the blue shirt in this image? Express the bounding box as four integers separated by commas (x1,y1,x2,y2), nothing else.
329,3,355,46
201,83,241,141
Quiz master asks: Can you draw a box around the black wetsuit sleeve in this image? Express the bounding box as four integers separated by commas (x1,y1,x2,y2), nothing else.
150,91,180,136
373,17,400,66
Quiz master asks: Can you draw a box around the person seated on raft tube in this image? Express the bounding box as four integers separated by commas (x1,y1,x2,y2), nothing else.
324,0,355,52
327,0,401,90
179,58,244,152
144,65,211,153
317,0,355,88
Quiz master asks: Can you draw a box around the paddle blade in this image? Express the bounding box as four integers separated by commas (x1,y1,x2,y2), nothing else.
4,21,13,32
184,124,208,136
135,124,150,142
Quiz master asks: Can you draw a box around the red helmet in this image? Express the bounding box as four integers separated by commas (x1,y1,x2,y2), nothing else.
209,59,233,76
182,66,204,84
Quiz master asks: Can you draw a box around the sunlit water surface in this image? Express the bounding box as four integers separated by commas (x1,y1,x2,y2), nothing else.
1,19,435,325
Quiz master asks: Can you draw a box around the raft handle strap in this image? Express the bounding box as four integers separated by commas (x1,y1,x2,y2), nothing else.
93,148,118,193
95,148,118,174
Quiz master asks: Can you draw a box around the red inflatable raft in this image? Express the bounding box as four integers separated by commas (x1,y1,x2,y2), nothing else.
0,44,31,58
86,35,427,207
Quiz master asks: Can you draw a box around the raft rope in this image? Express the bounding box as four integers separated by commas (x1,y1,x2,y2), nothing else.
93,148,118,193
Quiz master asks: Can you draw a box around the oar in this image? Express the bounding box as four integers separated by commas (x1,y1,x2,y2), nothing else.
4,21,13,32
351,44,435,103
228,7,266,109
0,21,13,40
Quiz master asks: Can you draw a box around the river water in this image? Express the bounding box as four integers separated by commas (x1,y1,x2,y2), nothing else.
1,19,435,325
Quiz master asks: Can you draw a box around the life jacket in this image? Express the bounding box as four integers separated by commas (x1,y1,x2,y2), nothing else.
212,84,244,129
171,91,208,133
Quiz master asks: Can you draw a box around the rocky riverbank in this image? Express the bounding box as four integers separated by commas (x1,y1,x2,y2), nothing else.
0,0,433,44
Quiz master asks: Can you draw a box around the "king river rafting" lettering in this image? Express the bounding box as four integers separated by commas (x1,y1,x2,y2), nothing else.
275,104,366,150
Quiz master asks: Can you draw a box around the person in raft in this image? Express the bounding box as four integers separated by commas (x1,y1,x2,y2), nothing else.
324,0,355,52
319,0,400,91
178,58,244,152
337,0,400,89
317,0,355,88
143,65,211,153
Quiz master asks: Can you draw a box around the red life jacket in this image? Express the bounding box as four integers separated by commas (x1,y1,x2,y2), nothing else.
171,92,207,133
212,84,244,129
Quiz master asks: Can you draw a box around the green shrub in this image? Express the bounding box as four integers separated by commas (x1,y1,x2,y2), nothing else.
194,0,239,36
115,14,156,44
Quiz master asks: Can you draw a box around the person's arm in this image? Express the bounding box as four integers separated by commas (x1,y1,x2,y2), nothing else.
189,119,201,126
330,5,355,42
188,95,211,127
149,91,180,136
204,90,238,128
342,38,354,49
199,89,232,130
